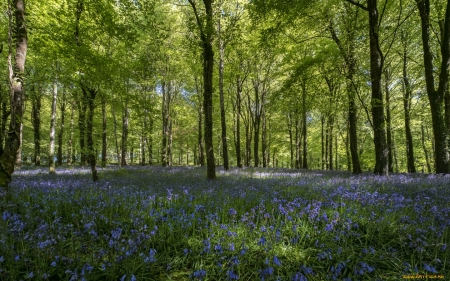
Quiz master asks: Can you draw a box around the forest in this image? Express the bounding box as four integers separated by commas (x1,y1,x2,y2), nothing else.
0,0,449,280
0,0,448,183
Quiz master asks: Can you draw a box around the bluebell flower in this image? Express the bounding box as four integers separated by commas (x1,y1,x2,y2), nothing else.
423,263,438,273
258,236,266,246
50,261,56,267
227,270,239,280
229,208,237,216
26,272,34,279
273,256,282,266
292,273,307,281
191,269,206,280
229,243,235,251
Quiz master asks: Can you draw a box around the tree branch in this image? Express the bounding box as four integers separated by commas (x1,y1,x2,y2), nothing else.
343,0,368,11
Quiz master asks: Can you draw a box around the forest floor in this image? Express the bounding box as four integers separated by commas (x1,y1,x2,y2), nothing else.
0,165,449,280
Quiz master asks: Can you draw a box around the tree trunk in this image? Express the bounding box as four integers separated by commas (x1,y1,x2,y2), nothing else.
78,98,87,166
113,107,121,168
121,100,129,166
67,105,74,166
384,69,393,173
421,123,432,173
148,113,153,165
31,90,41,166
84,86,98,181
235,77,243,168
57,91,66,166
328,13,362,174
195,78,205,166
162,81,169,167
253,81,261,168
0,0,27,189
368,0,388,176
402,47,416,173
49,75,58,174
188,0,216,179
416,0,450,173
218,20,229,171
301,79,308,169
101,93,107,167
262,109,268,168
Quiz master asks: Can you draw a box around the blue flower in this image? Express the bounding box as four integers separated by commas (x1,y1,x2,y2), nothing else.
292,273,307,281
423,263,438,273
191,269,206,280
227,270,239,280
273,256,282,266
258,236,266,246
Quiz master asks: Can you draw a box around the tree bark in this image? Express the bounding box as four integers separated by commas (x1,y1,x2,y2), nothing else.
67,105,74,166
195,77,205,166
31,89,41,166
57,90,66,166
301,78,308,169
384,69,393,173
49,74,58,174
84,86,98,181
415,0,450,173
101,93,107,167
188,0,216,179
328,11,362,174
121,99,129,166
78,98,87,166
235,77,243,168
368,0,388,175
218,19,229,171
0,0,27,189
113,107,121,168
402,46,416,173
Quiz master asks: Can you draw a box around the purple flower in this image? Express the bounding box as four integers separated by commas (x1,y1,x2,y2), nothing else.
229,208,237,216
227,270,239,280
258,236,266,246
292,273,307,281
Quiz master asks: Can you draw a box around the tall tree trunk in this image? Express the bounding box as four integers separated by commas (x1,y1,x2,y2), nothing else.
78,99,87,166
113,107,121,168
161,81,168,167
253,81,261,168
67,105,74,166
168,118,173,168
218,20,229,171
402,47,416,173
262,109,268,168
195,78,205,166
368,0,388,176
321,116,325,170
0,95,9,157
235,77,243,168
48,76,58,174
328,12,362,174
121,99,129,166
31,90,41,166
301,79,308,169
57,90,66,166
421,123,432,173
101,93,107,167
384,69,393,173
416,0,450,173
328,116,334,170
148,113,153,165
188,0,216,179
84,86,98,181
287,113,294,168
0,0,27,188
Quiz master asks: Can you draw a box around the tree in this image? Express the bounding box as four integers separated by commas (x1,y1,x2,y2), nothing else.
188,0,216,179
0,0,28,189
415,0,450,173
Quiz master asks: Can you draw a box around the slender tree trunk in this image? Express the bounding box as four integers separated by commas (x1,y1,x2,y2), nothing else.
416,0,450,173
148,114,153,165
121,99,129,166
84,86,98,181
235,77,243,168
67,105,74,166
384,69,393,173
31,91,41,166
188,0,215,179
195,78,205,166
288,114,293,169
253,81,261,168
168,118,173,168
218,20,229,171
368,0,388,175
162,81,168,167
113,107,121,168
57,91,66,166
262,109,268,168
101,93,107,167
78,98,87,166
328,116,334,170
0,0,27,188
0,96,9,157
301,79,308,169
421,123,432,173
402,47,416,173
48,76,58,174
329,15,362,174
